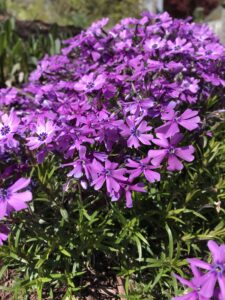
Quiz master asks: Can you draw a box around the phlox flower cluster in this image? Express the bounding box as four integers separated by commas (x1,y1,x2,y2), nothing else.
173,240,225,300
0,12,225,243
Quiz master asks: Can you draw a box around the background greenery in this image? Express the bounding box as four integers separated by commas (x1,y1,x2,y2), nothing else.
6,0,144,28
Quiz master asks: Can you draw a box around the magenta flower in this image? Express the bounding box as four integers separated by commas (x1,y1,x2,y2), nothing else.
180,78,199,94
173,265,209,300
126,156,160,183
144,37,165,52
74,73,106,93
188,240,225,299
197,44,225,59
91,159,127,196
148,133,195,171
156,109,201,138
62,146,91,180
0,110,20,146
0,225,9,246
120,117,153,149
167,37,193,54
0,178,32,219
27,118,56,150
121,182,146,208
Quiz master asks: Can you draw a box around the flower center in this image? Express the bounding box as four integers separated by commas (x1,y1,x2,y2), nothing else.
183,82,190,88
206,50,213,55
38,132,48,141
213,264,224,274
104,169,111,176
1,125,10,136
152,43,158,49
0,189,10,202
140,163,146,171
168,146,175,154
86,82,95,90
131,127,139,137
175,46,181,51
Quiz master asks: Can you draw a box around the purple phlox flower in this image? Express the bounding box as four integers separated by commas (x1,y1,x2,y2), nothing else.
0,178,32,219
164,61,184,72
148,133,195,171
200,73,225,87
120,117,153,149
74,73,106,93
61,146,91,180
153,12,172,28
86,18,109,36
0,110,20,144
29,55,50,81
197,44,225,59
26,118,56,150
121,181,146,208
0,225,9,246
188,240,225,299
0,87,18,106
149,101,177,119
167,37,193,54
156,109,201,138
147,59,164,72
173,265,209,300
126,156,160,183
180,78,199,94
60,128,94,159
144,37,165,52
91,159,127,196
122,97,154,116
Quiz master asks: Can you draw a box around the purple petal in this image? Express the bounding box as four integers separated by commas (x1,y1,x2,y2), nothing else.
199,272,217,298
178,117,200,131
187,259,211,270
144,169,160,183
125,191,133,208
0,201,7,220
180,109,199,119
174,273,194,289
106,177,120,194
148,149,167,166
127,136,140,148
152,137,169,148
167,155,183,171
9,178,30,193
138,134,152,145
156,121,180,138
175,146,195,162
92,176,105,190
207,240,220,263
170,133,184,145
218,274,225,299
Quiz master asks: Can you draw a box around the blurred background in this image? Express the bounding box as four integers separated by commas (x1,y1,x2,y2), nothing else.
0,0,224,87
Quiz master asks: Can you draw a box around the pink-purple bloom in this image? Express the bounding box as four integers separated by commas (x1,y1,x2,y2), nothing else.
91,159,127,196
74,73,106,93
26,118,56,150
173,240,225,300
120,117,153,149
0,110,20,150
0,12,224,211
148,133,195,171
0,178,32,220
156,109,201,138
0,225,9,246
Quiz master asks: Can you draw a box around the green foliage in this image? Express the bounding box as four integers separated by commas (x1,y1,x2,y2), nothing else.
0,99,225,299
0,16,73,87
7,0,144,28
